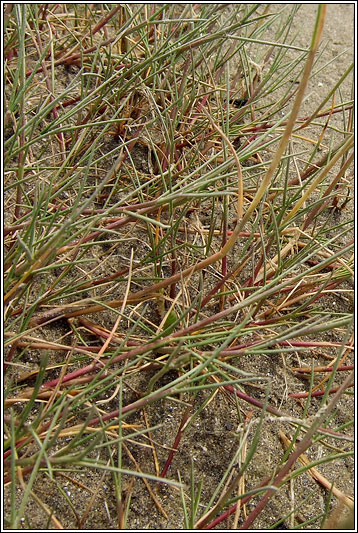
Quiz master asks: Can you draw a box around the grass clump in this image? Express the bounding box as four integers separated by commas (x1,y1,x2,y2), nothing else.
4,4,354,529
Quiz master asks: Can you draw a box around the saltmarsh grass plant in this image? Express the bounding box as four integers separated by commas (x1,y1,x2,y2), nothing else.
4,4,354,529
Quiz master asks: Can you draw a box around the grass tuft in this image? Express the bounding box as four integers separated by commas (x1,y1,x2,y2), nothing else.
4,4,354,529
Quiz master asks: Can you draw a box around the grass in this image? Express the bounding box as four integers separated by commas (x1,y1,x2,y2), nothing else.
3,4,354,530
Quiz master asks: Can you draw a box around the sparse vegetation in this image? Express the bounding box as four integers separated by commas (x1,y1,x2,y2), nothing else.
4,4,354,529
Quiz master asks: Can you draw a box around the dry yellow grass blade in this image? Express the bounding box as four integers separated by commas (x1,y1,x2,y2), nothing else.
278,430,354,511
